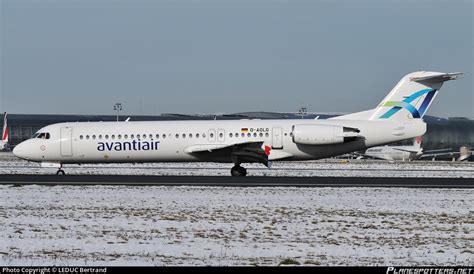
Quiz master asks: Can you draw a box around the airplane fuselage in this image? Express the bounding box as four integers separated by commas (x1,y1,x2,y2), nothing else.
13,119,426,164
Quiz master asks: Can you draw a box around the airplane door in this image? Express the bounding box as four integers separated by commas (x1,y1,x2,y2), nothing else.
217,129,225,142
272,127,283,149
208,129,216,142
60,127,73,157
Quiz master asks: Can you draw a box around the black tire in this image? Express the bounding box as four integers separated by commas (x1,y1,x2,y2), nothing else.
56,170,65,175
231,166,247,177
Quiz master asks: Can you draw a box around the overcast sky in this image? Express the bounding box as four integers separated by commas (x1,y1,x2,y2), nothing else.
1,0,472,117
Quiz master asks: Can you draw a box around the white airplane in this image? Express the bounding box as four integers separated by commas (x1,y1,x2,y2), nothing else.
0,112,8,151
361,136,460,161
13,71,462,176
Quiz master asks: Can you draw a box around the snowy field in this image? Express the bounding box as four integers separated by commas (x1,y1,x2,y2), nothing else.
1,152,473,178
1,152,473,265
0,185,472,266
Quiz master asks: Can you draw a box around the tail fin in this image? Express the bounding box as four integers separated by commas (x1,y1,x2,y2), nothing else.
333,71,462,121
2,112,8,143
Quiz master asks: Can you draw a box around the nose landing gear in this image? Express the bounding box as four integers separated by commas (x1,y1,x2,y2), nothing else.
56,163,65,175
231,164,247,177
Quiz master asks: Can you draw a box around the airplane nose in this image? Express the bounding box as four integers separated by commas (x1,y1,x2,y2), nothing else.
13,142,28,160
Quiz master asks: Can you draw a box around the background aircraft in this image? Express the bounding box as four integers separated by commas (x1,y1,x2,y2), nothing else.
359,136,471,161
0,113,8,151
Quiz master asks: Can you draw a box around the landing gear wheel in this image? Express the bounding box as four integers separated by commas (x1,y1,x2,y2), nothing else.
231,165,247,177
56,169,65,175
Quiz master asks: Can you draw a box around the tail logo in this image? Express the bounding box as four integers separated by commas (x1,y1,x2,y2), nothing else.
2,113,7,142
379,88,437,119
264,145,272,156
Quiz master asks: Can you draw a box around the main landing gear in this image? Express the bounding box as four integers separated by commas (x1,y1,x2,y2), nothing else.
231,164,247,177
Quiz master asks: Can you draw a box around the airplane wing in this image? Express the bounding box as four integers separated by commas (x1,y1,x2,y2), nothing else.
419,150,459,159
184,144,232,153
352,152,391,161
422,148,455,152
185,142,293,167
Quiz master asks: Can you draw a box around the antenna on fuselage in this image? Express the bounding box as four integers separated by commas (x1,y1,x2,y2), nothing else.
125,117,131,122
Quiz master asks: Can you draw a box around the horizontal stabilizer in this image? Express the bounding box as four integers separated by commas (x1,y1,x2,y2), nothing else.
410,72,462,83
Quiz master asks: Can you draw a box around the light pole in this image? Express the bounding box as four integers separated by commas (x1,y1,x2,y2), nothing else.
114,103,122,122
298,106,307,119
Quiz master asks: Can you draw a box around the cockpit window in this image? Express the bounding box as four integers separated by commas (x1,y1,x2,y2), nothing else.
35,132,51,139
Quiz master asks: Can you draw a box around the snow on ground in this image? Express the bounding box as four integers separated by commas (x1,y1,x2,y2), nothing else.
0,185,472,266
1,152,473,177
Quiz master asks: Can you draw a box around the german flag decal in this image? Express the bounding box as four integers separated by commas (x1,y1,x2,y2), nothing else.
241,128,249,133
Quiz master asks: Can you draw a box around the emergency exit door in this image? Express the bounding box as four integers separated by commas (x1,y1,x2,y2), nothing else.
272,127,283,149
60,127,73,157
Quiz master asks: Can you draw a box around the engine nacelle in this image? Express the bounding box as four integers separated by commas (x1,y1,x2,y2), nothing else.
292,124,360,145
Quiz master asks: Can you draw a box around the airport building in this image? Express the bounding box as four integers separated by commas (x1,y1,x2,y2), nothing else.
1,113,473,159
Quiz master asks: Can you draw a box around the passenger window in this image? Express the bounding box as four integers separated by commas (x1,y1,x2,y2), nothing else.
99,135,103,140
92,135,96,140
156,134,160,139
235,133,238,137
196,133,200,138
131,134,134,139
210,133,214,138
118,135,122,139
143,134,147,139
259,133,263,137
253,133,257,137
162,134,166,139
189,134,192,138
80,135,84,140
247,133,251,137
241,133,245,137
105,135,109,140
182,134,186,138
86,135,90,140
229,133,233,137
124,134,128,139
111,135,115,139
265,133,269,137
149,134,153,139
175,134,179,138
203,133,206,138
219,133,223,138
